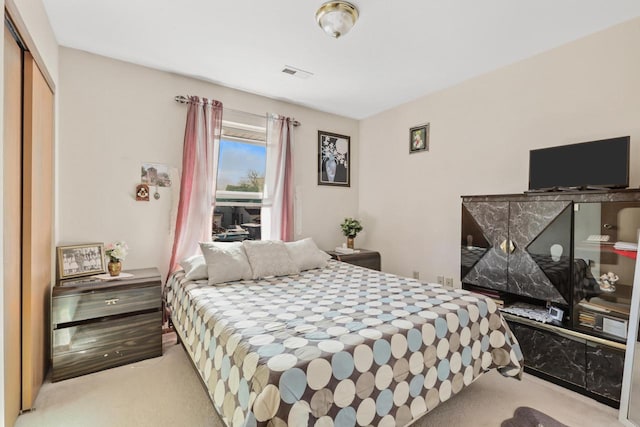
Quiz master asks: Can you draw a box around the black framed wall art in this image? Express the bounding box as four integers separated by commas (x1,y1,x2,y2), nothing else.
409,123,429,153
318,131,350,187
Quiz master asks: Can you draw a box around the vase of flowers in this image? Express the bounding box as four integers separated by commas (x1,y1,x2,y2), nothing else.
105,241,128,276
340,218,363,249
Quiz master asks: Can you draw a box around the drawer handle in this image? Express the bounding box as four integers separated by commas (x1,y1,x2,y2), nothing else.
105,298,120,305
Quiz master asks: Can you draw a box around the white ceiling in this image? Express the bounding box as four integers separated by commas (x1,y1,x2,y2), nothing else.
42,0,640,119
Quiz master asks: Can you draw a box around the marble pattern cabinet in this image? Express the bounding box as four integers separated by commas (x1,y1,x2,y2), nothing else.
461,200,571,304
586,342,625,401
506,316,624,405
508,320,586,388
462,189,640,406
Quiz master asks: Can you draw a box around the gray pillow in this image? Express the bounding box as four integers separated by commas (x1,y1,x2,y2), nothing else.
242,240,299,280
284,238,331,271
199,242,253,285
178,255,208,281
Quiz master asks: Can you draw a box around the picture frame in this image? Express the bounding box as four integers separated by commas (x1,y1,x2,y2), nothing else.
141,162,172,187
318,130,350,187
56,243,106,280
409,123,429,153
136,183,150,201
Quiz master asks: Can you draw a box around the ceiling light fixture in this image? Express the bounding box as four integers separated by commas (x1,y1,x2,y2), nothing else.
315,1,359,39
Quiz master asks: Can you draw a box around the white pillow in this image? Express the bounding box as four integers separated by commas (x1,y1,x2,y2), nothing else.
199,242,253,286
242,240,299,279
178,255,208,281
285,238,331,271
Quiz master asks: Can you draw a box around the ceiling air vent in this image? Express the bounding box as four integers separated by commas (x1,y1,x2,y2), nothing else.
281,65,313,79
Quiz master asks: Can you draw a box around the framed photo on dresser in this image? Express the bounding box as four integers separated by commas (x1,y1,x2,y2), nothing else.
56,243,106,280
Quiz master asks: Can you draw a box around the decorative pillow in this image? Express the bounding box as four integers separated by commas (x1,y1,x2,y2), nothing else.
242,240,299,279
285,238,331,271
199,242,253,286
178,255,208,281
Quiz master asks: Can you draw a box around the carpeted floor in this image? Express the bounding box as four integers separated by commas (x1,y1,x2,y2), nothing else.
15,334,621,427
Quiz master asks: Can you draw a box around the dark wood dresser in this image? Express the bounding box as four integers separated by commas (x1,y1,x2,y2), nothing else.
327,249,381,271
51,268,162,382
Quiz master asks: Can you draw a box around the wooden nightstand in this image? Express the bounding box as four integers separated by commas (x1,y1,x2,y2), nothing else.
51,268,162,382
327,249,381,271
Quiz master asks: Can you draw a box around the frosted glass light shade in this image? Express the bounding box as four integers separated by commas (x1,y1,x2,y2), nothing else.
315,1,359,39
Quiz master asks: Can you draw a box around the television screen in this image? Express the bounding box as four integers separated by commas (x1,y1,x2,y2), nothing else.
529,136,630,190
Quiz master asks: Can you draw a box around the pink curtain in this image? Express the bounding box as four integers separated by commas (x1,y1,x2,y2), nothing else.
168,97,222,274
261,116,294,241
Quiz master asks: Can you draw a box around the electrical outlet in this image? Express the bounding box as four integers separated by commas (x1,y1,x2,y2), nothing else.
412,271,419,279
437,276,444,285
445,277,454,287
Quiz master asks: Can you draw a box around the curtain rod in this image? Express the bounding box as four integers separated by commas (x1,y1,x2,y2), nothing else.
174,95,300,127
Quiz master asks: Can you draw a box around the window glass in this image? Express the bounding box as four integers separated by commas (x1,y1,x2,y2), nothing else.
214,113,266,241
216,139,266,193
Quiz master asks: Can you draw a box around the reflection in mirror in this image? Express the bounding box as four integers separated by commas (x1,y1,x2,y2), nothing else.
528,205,572,305
574,204,639,343
460,205,490,278
618,230,640,426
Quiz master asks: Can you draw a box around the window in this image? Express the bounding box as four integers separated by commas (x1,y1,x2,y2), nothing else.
216,139,265,205
214,111,266,236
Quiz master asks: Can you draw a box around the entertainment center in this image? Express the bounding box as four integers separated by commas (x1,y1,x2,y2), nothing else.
460,136,638,407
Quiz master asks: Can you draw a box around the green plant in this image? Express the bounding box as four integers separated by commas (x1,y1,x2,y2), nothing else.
340,218,363,238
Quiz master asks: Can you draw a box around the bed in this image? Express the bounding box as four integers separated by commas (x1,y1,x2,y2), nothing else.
165,259,523,426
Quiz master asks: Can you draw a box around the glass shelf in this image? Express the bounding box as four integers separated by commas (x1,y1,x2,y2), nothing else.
573,202,640,342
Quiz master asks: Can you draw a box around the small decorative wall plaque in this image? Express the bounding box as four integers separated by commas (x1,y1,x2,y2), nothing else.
136,184,150,201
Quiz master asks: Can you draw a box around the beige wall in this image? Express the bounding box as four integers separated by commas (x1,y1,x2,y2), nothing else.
359,18,640,283
57,47,359,279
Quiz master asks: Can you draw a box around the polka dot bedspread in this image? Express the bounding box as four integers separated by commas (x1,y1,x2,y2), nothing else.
165,260,523,427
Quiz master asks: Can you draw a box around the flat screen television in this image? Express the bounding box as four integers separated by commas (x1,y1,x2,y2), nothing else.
528,136,630,191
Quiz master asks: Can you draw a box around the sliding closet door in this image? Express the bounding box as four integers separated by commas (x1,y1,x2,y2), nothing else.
3,24,23,427
21,52,54,410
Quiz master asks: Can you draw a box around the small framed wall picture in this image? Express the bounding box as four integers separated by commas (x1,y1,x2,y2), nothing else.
141,162,172,187
136,183,150,201
318,130,350,187
409,123,429,153
56,243,106,280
